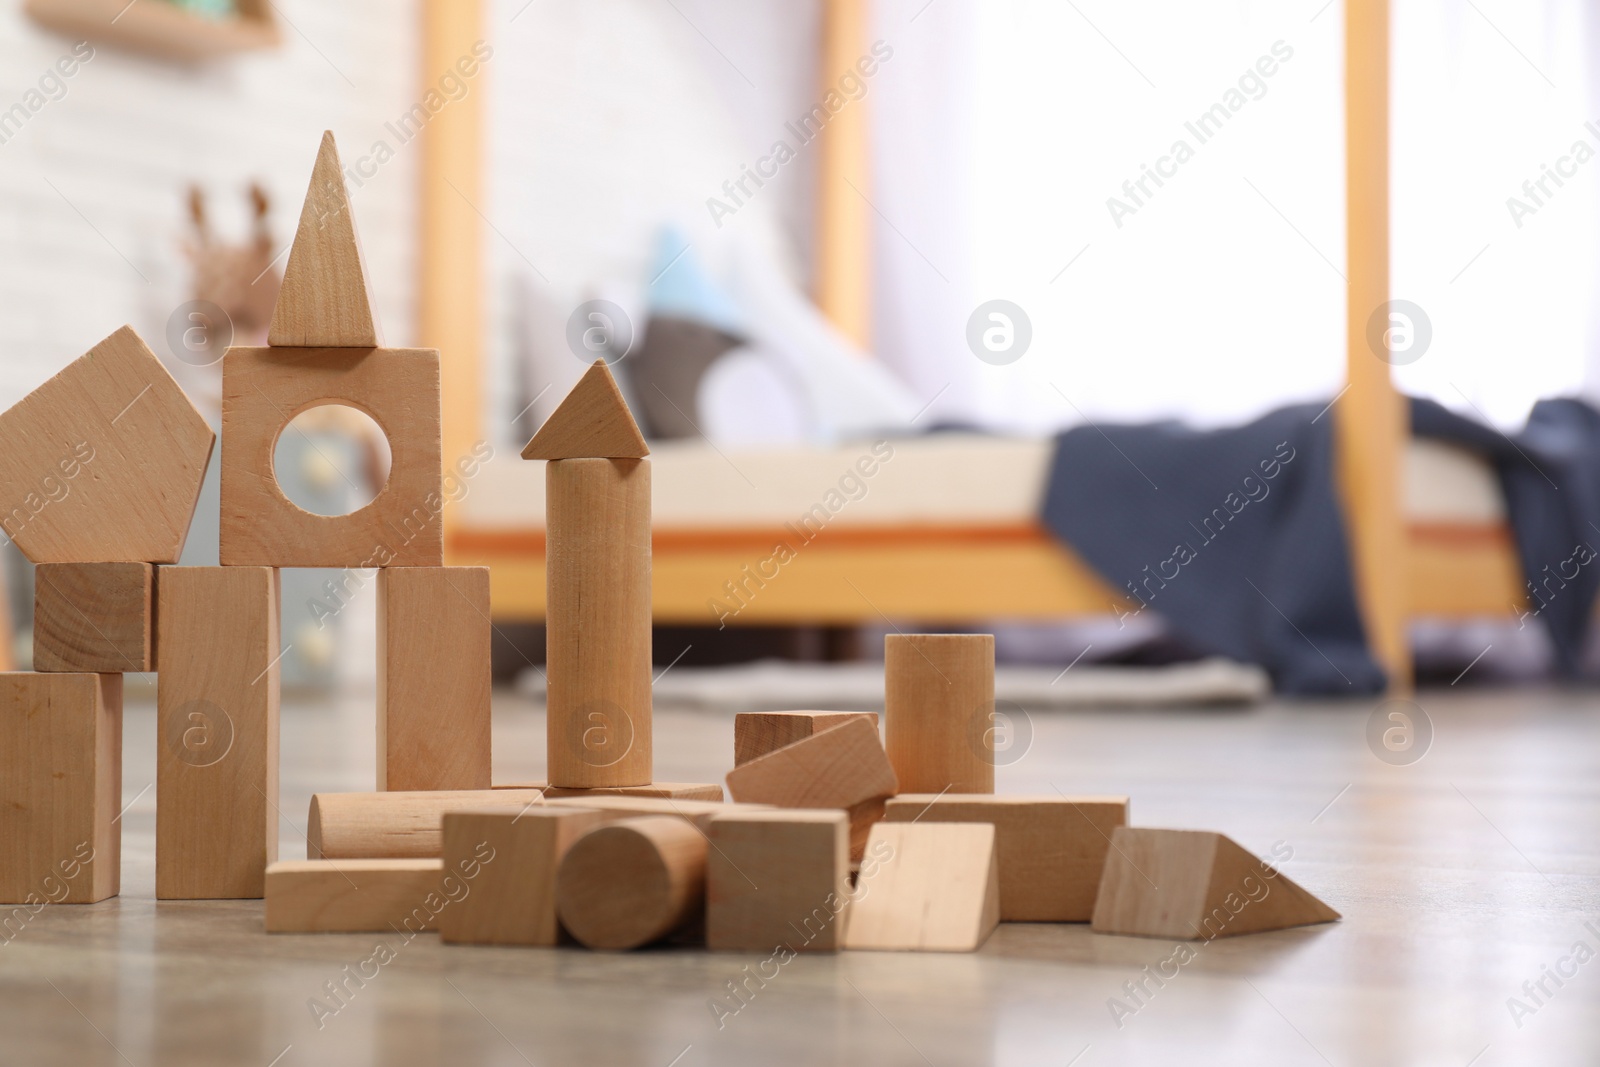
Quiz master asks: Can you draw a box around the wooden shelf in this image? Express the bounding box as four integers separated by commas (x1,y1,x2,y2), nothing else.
25,0,279,63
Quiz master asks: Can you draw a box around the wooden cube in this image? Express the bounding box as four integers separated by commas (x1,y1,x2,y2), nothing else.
33,562,155,672
437,808,604,946
707,810,850,952
733,711,879,766
265,859,444,933
843,822,999,952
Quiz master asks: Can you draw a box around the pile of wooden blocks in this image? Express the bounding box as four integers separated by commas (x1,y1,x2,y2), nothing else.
0,132,1340,952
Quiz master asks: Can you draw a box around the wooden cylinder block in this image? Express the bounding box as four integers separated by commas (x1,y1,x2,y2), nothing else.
556,816,706,950
884,634,995,794
546,457,652,787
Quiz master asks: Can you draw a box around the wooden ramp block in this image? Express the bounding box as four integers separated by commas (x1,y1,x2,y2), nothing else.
437,808,604,946
0,673,121,904
493,782,724,801
842,822,998,953
0,325,213,564
1090,828,1341,940
884,634,995,794
733,711,878,766
884,794,1128,921
556,816,706,950
707,810,850,952
725,717,897,809
33,562,155,672
521,360,648,460
268,131,382,347
265,860,442,933
156,567,279,899
377,567,491,791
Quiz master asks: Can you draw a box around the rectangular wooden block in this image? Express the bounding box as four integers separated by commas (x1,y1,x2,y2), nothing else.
725,717,897,810
0,673,121,904
265,859,444,933
492,782,724,801
33,563,155,672
707,810,851,952
884,634,994,794
438,808,604,946
843,822,998,952
883,794,1128,921
733,711,879,766
377,566,491,791
156,567,280,899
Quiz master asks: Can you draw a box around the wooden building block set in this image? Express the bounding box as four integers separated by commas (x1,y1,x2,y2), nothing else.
0,133,1341,954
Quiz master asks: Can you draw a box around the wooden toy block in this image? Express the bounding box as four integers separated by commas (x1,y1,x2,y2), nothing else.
437,808,604,946
733,711,879,766
0,325,213,564
156,567,280,899
377,567,491,791
220,345,442,567
556,816,706,950
725,717,897,810
33,562,154,673
883,794,1129,921
492,782,725,801
842,822,999,953
521,360,648,460
0,673,121,904
884,634,995,794
268,131,382,348
264,859,442,933
706,810,850,952
1090,828,1340,940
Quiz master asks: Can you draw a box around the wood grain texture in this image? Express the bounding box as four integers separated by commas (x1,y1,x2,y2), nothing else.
733,711,878,766
724,717,896,809
814,0,872,348
884,634,994,794
706,810,850,952
556,816,707,950
542,795,771,832
220,346,442,567
520,361,648,460
1091,828,1340,940
0,325,213,564
376,567,491,791
0,672,120,904
545,457,651,786
155,567,279,900
268,131,382,348
884,794,1128,921
842,822,998,952
32,562,154,672
264,860,443,933
492,782,724,801
437,808,603,946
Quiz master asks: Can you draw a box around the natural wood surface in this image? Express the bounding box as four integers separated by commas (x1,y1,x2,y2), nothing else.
0,326,213,564
155,567,279,899
556,816,707,950
544,457,651,786
23,0,279,62
724,717,896,810
32,562,154,673
883,794,1127,921
520,361,648,461
437,808,603,946
706,809,851,953
264,859,443,933
492,782,725,801
268,131,382,348
219,346,442,567
842,822,999,953
884,634,994,794
309,789,552,859
0,672,120,904
376,567,491,791
733,711,878,766
814,0,872,348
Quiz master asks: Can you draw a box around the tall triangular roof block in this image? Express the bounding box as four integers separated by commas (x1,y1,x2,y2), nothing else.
1091,828,1340,940
521,361,649,460
268,131,383,348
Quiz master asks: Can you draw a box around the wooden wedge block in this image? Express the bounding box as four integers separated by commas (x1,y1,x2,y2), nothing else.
842,822,998,952
556,816,706,949
33,562,154,672
156,567,279,899
377,567,491,791
707,810,850,952
438,808,604,946
521,360,648,460
725,717,896,809
1091,828,1341,940
0,673,121,904
0,325,213,563
493,782,724,801
220,345,442,567
733,711,878,766
268,131,382,347
884,634,995,794
265,860,443,933
884,794,1128,921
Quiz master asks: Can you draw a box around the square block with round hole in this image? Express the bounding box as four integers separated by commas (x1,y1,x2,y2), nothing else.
220,346,442,567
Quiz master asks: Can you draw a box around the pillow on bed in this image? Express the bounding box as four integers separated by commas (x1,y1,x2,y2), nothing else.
631,315,745,438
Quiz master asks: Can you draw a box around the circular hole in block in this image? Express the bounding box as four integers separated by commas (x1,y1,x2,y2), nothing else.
272,404,392,517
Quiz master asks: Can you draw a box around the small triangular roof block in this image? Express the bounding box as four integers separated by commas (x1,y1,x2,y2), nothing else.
268,131,383,348
521,360,649,459
1091,828,1340,940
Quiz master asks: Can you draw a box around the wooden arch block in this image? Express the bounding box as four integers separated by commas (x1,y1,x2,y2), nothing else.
521,361,648,460
0,326,213,563
269,131,382,348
